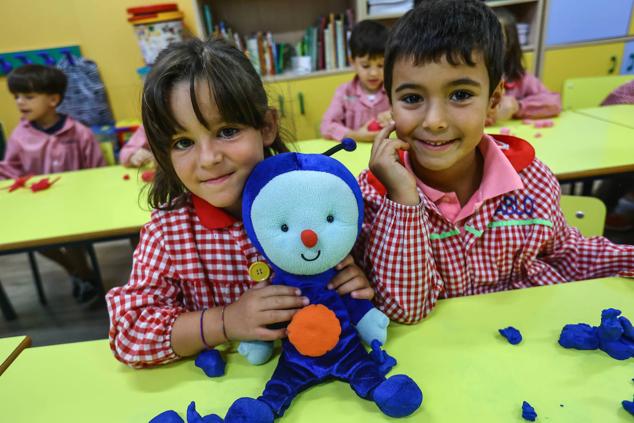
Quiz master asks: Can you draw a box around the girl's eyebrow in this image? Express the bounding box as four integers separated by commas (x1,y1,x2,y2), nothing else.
394,83,422,93
448,78,481,88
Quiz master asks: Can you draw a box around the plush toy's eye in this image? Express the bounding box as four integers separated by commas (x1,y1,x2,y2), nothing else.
281,224,289,232
326,215,334,223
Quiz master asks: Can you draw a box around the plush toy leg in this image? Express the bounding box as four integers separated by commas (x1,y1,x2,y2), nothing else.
372,374,422,418
224,398,274,423
258,355,320,417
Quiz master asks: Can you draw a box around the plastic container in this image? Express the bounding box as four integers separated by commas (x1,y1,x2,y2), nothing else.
127,4,184,65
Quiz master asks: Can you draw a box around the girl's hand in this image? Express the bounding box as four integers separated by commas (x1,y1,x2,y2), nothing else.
376,110,392,127
347,121,380,143
494,96,520,122
225,282,308,341
130,148,155,168
328,255,374,300
369,121,419,206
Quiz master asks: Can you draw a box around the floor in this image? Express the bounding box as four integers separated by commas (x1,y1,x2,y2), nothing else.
0,227,633,348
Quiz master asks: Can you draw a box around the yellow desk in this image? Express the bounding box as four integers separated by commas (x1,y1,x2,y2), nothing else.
0,335,30,375
298,112,634,182
1,278,632,422
484,111,634,180
573,105,634,129
0,166,150,251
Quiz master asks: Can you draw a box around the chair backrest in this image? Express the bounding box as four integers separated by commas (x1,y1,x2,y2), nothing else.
560,195,606,237
99,142,116,166
562,75,634,110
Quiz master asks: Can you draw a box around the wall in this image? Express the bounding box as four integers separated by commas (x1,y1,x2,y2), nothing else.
0,0,200,133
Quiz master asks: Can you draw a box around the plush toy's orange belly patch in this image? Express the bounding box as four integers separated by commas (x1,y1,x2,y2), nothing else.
287,304,342,357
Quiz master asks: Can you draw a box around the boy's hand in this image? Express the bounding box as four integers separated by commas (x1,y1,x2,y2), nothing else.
225,282,308,341
328,255,374,300
369,122,419,206
129,148,155,168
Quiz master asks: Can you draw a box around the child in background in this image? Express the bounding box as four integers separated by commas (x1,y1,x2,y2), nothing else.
106,38,374,368
485,8,561,125
355,0,634,323
0,64,104,303
321,20,391,142
119,125,155,167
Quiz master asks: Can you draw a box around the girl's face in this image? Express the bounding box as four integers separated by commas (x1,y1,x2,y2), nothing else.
169,80,276,217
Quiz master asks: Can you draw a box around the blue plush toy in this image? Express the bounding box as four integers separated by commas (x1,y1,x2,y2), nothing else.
153,139,422,423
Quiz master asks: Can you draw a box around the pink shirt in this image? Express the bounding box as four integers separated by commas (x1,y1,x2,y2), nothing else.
119,125,149,166
320,76,390,141
504,73,561,119
0,116,105,179
403,135,524,224
601,80,634,106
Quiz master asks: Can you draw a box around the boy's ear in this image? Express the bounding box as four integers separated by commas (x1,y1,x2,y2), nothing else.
488,80,504,111
48,94,62,108
261,109,279,147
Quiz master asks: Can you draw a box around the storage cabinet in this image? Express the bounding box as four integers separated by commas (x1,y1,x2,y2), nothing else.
621,41,634,75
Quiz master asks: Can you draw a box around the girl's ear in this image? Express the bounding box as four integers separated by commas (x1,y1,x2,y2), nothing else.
261,109,279,147
488,80,504,111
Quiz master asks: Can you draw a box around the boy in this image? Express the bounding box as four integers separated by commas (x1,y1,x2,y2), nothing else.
1,64,105,303
320,20,391,142
356,0,634,323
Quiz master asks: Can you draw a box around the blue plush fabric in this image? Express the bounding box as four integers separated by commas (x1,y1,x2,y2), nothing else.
195,349,226,377
521,401,537,421
499,326,523,345
372,374,423,418
369,340,397,376
149,410,184,423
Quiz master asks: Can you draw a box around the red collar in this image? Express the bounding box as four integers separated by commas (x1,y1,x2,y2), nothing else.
191,194,237,229
366,134,534,195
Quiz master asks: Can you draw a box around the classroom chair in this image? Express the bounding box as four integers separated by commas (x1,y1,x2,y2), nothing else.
560,195,606,237
0,121,6,160
561,75,634,110
99,142,116,166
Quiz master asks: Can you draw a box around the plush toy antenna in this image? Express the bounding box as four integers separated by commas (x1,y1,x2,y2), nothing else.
322,138,357,157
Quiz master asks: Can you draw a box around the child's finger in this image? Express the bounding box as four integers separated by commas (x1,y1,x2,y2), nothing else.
256,327,288,341
335,254,354,270
334,276,370,296
350,286,375,301
260,294,309,311
258,284,301,297
262,308,301,326
371,121,395,155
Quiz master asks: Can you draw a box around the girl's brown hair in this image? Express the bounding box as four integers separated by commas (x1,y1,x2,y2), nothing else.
495,8,526,83
142,37,289,210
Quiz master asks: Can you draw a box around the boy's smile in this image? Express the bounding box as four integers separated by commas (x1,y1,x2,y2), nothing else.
390,53,501,191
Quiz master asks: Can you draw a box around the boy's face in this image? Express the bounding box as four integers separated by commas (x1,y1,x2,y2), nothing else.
351,55,384,93
390,53,501,177
13,92,60,125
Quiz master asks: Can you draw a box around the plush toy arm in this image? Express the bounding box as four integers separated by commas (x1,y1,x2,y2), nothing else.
355,308,389,346
341,295,374,325
237,340,274,365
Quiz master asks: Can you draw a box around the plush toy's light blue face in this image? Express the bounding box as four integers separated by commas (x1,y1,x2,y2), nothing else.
250,170,359,275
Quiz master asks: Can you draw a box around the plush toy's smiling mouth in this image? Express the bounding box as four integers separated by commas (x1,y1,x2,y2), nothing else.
301,250,321,262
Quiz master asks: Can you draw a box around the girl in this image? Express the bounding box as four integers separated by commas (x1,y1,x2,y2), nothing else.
486,8,561,125
119,125,154,168
106,38,374,368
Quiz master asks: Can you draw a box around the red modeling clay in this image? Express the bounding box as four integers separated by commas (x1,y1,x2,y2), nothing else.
367,119,383,132
534,132,542,138
141,170,156,183
123,174,130,180
3,175,33,192
500,127,511,135
30,177,60,192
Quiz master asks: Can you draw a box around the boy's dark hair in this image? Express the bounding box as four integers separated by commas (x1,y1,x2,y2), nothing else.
495,7,525,82
7,64,67,102
349,20,388,59
384,0,504,97
142,37,289,210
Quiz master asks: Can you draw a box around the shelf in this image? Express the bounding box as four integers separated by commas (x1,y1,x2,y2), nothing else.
262,66,353,83
363,0,539,21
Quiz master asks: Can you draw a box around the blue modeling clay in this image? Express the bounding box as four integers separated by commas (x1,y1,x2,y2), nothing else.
599,337,634,361
558,323,600,350
149,410,184,423
598,308,623,341
521,401,537,421
370,340,397,376
619,316,634,340
499,326,522,345
186,401,223,423
194,349,226,377
623,400,634,416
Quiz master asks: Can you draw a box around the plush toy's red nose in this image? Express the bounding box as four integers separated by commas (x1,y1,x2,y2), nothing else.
301,229,318,248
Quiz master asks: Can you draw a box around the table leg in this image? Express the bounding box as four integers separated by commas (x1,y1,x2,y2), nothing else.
86,244,104,295
27,251,47,306
0,279,17,321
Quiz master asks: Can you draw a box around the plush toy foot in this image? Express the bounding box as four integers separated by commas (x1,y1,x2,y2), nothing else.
187,401,223,423
372,374,423,418
238,341,274,365
225,397,274,423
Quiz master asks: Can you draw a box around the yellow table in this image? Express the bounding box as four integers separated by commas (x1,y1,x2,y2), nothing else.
0,335,30,375
0,165,150,251
0,166,151,318
573,104,634,129
297,112,634,182
1,278,632,422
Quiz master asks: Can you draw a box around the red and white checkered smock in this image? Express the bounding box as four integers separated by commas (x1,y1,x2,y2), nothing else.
354,134,634,324
106,195,267,368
